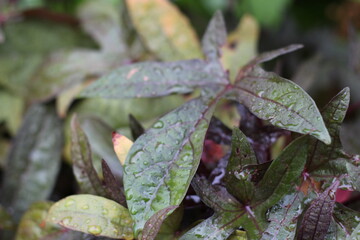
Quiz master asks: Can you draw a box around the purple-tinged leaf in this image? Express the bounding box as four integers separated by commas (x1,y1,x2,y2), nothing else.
124,96,219,236
180,176,245,240
296,181,339,240
225,128,257,204
129,114,145,141
261,193,304,240
229,66,331,144
333,203,360,235
71,115,107,197
101,160,126,206
201,11,227,61
306,88,350,175
254,136,308,214
141,205,179,240
0,103,63,222
80,60,226,99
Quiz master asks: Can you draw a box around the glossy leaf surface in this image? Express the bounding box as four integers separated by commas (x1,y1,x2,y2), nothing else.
231,66,331,144
47,194,133,239
124,97,217,236
81,60,225,99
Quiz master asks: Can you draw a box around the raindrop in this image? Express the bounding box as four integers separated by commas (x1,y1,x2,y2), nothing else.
87,225,102,235
102,208,109,215
81,204,89,210
65,199,75,207
61,217,72,226
153,120,164,129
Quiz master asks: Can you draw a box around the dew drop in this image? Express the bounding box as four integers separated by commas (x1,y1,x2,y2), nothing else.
61,217,72,226
65,199,75,207
153,121,164,129
81,204,89,210
102,208,109,215
87,225,102,235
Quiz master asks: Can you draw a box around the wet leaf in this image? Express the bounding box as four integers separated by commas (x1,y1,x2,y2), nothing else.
142,205,179,240
202,10,227,61
15,202,59,240
261,193,304,240
305,88,351,176
0,90,24,134
254,136,308,215
112,132,133,166
221,14,259,81
296,181,339,240
180,176,252,240
126,0,202,61
228,230,248,240
225,128,257,204
47,194,133,239
124,97,217,236
101,160,126,206
230,66,331,144
129,114,145,140
80,60,226,99
349,222,360,239
0,103,63,222
333,203,360,234
155,205,183,240
71,115,107,196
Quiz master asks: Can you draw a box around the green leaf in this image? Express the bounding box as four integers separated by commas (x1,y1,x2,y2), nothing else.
261,193,304,240
230,66,331,144
0,103,63,222
201,10,227,61
348,223,360,239
306,88,350,175
47,194,133,239
253,136,308,214
77,0,127,54
0,205,13,230
296,181,339,240
71,115,107,196
142,205,179,240
0,90,24,135
126,0,202,61
180,176,244,240
333,203,360,235
124,97,217,236
221,14,259,81
80,60,226,99
155,205,183,240
15,202,59,240
225,128,257,204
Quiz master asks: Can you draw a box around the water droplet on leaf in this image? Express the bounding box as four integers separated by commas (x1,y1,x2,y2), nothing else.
87,225,102,235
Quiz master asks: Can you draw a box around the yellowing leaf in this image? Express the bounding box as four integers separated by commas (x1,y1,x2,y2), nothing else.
126,0,203,61
47,194,134,239
112,132,133,166
221,14,259,82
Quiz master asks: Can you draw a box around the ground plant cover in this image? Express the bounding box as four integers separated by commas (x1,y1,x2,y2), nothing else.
0,0,360,239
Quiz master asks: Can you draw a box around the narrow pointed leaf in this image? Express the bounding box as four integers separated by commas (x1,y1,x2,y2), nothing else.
0,103,63,222
129,114,145,140
348,223,360,239
112,132,133,166
71,115,107,196
142,205,179,240
225,128,257,203
202,10,227,61
230,66,331,144
80,60,226,99
126,0,202,61
296,181,339,240
101,160,126,206
306,88,350,174
47,195,133,239
124,97,217,236
254,136,308,213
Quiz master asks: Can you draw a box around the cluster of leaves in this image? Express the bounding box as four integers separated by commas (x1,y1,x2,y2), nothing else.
1,0,360,239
